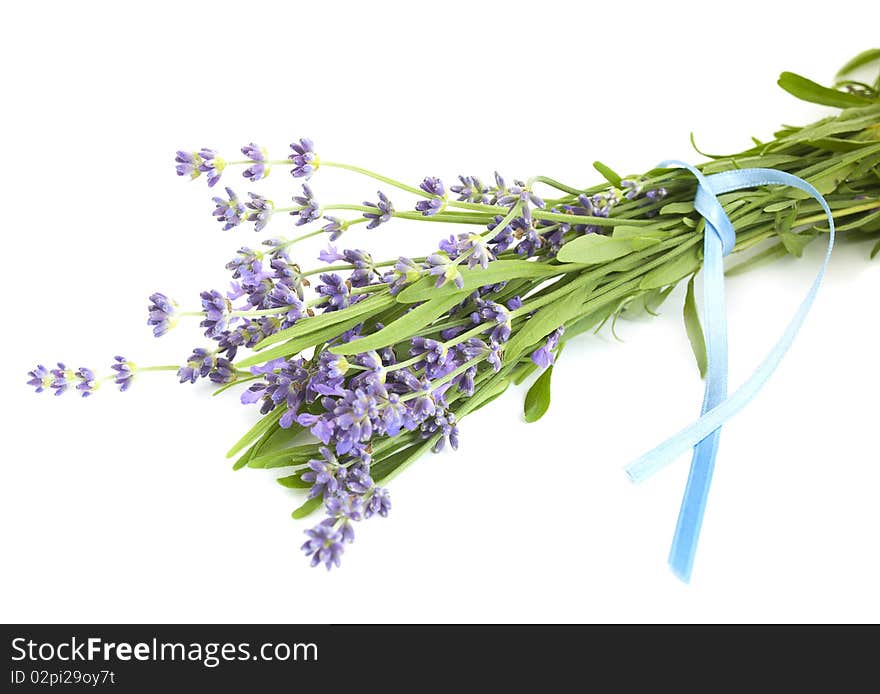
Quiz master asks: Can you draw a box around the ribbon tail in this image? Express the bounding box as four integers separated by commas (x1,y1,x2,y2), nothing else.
669,429,721,582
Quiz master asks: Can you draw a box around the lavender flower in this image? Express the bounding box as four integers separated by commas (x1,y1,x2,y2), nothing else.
532,326,564,368
385,256,422,294
292,184,321,226
621,177,644,199
425,252,464,289
290,138,318,178
212,187,245,231
196,149,225,187
199,290,231,337
363,191,394,230
365,487,391,518
244,193,274,232
493,173,545,209
147,293,178,337
27,364,53,393
178,348,214,384
450,175,488,203
324,494,364,543
72,367,97,397
111,356,135,392
301,447,341,499
322,216,346,241
241,143,270,181
49,363,73,396
472,299,512,343
176,148,225,186
416,176,446,216
301,523,344,570
410,337,452,378
174,150,200,180
316,273,350,311
646,188,668,201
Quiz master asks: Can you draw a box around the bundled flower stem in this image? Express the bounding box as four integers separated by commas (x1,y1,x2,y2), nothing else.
29,52,880,569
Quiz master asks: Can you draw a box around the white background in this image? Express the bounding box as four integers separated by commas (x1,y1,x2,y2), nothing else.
2,1,878,623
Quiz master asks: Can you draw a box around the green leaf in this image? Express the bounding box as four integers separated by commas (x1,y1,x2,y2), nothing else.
395,260,562,304
660,201,695,216
683,276,707,379
725,242,788,277
236,310,373,367
871,239,880,260
232,446,256,471
254,293,395,350
639,244,701,290
611,225,669,240
330,293,466,355
226,408,284,459
778,71,873,109
291,495,323,520
524,364,554,423
779,230,816,258
592,160,622,186
836,48,880,78
276,474,311,489
503,283,592,364
556,234,659,264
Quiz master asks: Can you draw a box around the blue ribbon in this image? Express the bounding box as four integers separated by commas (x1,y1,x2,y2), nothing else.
626,162,835,582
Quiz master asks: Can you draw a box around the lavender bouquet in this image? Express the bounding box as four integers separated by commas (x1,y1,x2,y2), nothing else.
29,52,880,570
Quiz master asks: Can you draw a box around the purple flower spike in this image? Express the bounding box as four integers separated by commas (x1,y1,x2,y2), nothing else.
199,289,231,337
365,487,391,519
621,178,644,199
646,188,668,201
290,138,318,178
416,176,446,216
49,363,73,396
316,273,350,311
302,523,344,570
362,191,394,230
111,356,136,392
241,143,270,181
531,326,565,368
244,193,274,232
292,183,321,226
196,148,225,187
147,293,178,337
302,447,341,499
27,364,53,393
74,367,98,397
425,253,464,289
322,216,346,241
178,348,214,384
212,187,245,231
174,150,200,180
450,175,489,203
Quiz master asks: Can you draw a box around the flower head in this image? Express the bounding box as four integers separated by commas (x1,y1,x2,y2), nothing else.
450,175,488,203
531,326,564,368
301,523,344,570
147,293,178,337
176,148,225,186
416,176,446,216
241,142,270,181
363,191,394,230
290,138,318,178
212,187,245,231
196,149,225,187
111,356,136,392
245,193,274,232
74,367,98,397
292,184,321,226
199,289,231,338
27,364,53,394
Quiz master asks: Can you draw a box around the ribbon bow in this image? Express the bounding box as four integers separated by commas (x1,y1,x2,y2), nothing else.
626,162,835,582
